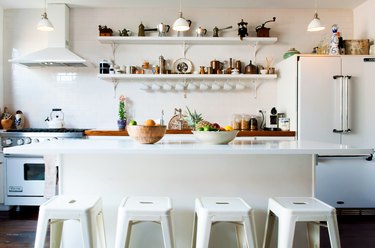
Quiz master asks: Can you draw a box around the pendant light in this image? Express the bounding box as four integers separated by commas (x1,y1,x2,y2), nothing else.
172,0,190,32
37,0,54,31
307,0,325,32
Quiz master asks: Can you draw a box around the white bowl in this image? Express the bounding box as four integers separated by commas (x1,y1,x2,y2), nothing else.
192,130,239,144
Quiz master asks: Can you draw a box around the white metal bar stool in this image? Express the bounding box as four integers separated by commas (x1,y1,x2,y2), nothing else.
262,197,341,248
34,195,106,248
192,197,258,248
114,196,174,248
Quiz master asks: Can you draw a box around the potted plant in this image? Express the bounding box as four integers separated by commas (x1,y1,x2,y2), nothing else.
117,95,127,130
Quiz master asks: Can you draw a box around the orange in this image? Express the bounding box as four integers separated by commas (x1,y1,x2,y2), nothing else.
144,119,156,126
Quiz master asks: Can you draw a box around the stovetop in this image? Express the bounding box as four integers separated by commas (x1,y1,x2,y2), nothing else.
4,128,88,133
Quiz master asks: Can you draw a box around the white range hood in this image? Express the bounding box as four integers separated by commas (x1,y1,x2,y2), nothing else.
9,4,87,67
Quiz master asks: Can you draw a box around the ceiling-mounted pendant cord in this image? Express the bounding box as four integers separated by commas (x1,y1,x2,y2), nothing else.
307,0,325,32
37,0,54,31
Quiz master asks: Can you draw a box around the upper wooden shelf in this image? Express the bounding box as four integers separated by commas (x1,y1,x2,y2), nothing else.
97,36,278,45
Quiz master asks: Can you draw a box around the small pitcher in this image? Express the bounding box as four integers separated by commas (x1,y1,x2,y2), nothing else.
196,27,207,37
157,23,170,37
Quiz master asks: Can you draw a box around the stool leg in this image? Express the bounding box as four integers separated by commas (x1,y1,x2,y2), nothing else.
96,211,107,248
81,214,97,248
195,214,212,248
306,222,319,248
327,215,341,248
50,220,64,248
278,216,297,248
160,215,174,248
262,211,275,248
236,223,246,248
242,215,258,248
191,212,198,248
115,212,132,248
34,211,49,248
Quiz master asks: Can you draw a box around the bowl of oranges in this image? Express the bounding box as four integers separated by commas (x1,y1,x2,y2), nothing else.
127,119,166,144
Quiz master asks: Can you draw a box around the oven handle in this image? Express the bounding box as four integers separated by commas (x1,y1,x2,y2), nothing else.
317,154,373,161
4,154,44,159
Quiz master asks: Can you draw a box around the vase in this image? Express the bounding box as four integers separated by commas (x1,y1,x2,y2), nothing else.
117,119,127,130
15,113,25,129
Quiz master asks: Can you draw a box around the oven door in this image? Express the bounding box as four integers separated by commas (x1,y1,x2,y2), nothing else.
5,155,45,197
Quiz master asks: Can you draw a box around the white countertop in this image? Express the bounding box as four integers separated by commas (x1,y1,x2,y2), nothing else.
3,135,373,156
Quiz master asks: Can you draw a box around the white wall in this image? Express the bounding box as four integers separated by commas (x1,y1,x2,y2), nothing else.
353,0,375,42
0,7,3,110
3,7,353,129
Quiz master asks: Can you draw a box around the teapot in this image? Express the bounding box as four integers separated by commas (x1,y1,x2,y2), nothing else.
195,27,207,37
45,108,64,128
157,23,170,37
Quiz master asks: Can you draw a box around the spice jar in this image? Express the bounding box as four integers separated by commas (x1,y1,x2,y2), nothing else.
249,116,258,130
231,114,241,130
241,114,250,130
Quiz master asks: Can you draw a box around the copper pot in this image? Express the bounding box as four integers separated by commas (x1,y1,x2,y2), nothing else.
210,60,223,74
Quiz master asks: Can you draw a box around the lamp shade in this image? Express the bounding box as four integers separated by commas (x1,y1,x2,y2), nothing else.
37,13,54,31
307,12,325,32
173,12,190,31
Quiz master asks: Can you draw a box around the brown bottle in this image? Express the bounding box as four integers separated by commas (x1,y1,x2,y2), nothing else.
227,58,233,74
245,60,257,74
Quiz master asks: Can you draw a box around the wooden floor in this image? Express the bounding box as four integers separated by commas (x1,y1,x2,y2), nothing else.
1,206,375,247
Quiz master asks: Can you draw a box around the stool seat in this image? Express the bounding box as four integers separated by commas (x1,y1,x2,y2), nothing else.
192,197,258,248
263,197,341,248
34,195,106,248
115,196,174,248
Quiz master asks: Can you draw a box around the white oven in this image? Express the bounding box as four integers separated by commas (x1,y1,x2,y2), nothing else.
5,155,50,206
1,128,86,206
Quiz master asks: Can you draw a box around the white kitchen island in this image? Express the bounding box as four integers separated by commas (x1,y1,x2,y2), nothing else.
4,135,373,248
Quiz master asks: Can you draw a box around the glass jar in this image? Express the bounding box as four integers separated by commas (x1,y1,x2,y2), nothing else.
241,114,250,130
231,114,241,130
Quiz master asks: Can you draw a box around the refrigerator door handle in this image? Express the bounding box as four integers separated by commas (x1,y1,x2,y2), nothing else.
343,75,352,133
332,75,344,133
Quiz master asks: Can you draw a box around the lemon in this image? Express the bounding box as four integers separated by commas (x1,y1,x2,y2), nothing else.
224,125,233,131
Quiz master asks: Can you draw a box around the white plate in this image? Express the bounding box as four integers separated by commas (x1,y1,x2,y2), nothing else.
173,58,193,74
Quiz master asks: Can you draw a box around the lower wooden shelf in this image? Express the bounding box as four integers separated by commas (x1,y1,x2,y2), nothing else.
85,129,295,137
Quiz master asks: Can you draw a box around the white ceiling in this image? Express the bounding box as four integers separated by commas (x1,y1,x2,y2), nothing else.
0,0,369,9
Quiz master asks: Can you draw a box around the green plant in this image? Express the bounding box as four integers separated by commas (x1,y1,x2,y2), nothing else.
118,95,127,120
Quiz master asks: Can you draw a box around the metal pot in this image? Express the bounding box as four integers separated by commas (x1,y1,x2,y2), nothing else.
157,23,170,37
196,27,207,37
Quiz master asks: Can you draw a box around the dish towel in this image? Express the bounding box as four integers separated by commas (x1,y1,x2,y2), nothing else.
43,155,58,199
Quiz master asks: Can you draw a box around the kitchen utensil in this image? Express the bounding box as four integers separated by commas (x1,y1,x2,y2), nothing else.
212,26,233,37
255,17,276,37
210,59,223,74
244,60,257,74
138,22,157,36
173,58,193,74
237,19,248,40
118,28,130,36
127,125,166,144
99,60,111,74
192,130,238,144
283,48,300,59
45,108,64,128
157,23,170,37
195,27,207,37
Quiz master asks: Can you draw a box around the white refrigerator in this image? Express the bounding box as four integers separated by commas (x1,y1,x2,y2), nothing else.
277,55,375,208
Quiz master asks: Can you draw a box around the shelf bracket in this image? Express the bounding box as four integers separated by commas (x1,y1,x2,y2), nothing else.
112,78,119,98
252,79,263,99
110,43,119,64
182,41,189,58
250,42,259,64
